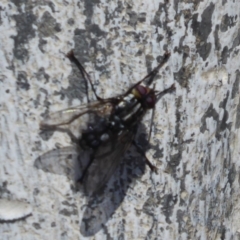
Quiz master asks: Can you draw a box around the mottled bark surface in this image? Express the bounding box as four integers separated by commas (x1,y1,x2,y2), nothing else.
0,0,240,239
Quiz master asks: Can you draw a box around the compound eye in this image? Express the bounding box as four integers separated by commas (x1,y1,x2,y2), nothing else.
136,85,147,96
145,95,156,108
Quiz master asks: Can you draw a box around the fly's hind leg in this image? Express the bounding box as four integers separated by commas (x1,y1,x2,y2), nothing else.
133,140,158,173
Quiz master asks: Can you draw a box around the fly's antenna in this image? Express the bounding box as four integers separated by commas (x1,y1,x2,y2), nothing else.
66,50,103,102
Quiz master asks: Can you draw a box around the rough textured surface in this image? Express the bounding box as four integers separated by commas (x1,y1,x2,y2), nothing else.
0,0,240,239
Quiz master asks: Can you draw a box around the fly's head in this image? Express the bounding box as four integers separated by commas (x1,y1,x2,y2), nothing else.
129,52,172,110
131,85,156,109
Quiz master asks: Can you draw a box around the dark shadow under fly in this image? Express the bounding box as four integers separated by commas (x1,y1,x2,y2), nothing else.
35,50,175,235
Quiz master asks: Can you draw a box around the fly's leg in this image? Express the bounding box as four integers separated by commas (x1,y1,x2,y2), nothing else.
148,83,175,141
155,83,175,100
144,84,175,171
133,140,158,173
66,50,103,102
124,52,171,96
148,82,156,142
145,52,171,86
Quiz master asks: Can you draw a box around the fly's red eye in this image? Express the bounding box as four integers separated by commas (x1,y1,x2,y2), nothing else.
136,85,147,96
146,95,156,108
133,85,156,108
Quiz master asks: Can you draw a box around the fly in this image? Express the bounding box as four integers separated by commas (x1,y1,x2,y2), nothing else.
35,50,175,196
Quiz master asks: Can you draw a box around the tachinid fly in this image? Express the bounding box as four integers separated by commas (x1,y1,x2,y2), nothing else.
36,50,175,196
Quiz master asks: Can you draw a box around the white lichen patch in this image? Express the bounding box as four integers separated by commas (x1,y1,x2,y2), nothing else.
0,199,32,221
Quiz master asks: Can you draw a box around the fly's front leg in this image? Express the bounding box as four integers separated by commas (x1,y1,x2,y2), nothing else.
155,83,175,100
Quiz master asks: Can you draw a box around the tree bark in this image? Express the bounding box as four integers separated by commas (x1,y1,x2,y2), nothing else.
1,0,240,239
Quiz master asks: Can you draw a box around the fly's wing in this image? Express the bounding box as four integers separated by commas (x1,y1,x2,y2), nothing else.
40,101,114,139
34,146,92,181
82,127,137,196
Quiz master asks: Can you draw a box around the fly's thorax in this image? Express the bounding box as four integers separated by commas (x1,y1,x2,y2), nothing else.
110,93,146,129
